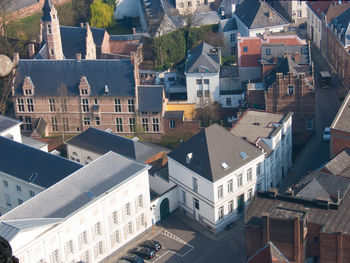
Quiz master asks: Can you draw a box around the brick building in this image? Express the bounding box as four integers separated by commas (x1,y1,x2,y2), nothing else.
245,152,350,263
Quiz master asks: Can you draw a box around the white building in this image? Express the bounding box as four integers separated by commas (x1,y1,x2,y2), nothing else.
0,151,152,263
231,110,293,189
218,18,240,56
167,124,265,233
277,0,308,24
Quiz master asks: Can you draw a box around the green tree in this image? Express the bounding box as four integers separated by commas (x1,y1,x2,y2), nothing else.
90,0,115,28
72,0,94,25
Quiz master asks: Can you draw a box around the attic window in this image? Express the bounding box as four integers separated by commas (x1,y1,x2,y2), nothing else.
29,172,38,183
221,162,229,170
86,191,95,199
287,85,294,95
104,85,109,95
240,151,248,160
186,153,193,164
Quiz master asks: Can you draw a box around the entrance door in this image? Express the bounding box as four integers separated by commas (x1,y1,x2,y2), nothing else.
160,198,170,220
237,194,244,213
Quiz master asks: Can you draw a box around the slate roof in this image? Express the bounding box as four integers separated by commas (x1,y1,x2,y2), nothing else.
246,171,350,234
235,0,288,30
0,136,82,188
247,241,289,263
167,124,263,182
14,59,135,96
260,44,310,65
330,7,350,47
331,89,350,132
323,148,350,178
0,151,149,220
186,42,220,74
164,111,184,119
0,116,20,133
42,0,53,22
65,127,168,162
137,86,164,112
220,18,238,32
110,34,144,41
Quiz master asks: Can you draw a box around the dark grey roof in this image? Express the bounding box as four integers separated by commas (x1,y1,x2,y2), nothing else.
186,42,220,74
0,151,149,220
42,0,53,22
235,0,288,29
110,34,144,41
65,127,168,162
8,0,37,12
0,136,82,188
137,86,164,112
0,116,20,133
14,59,135,96
323,148,350,178
164,111,184,119
261,44,309,65
330,8,350,47
221,18,238,32
168,124,263,182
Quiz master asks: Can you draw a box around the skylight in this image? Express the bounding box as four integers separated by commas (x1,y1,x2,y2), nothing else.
221,162,229,170
240,151,248,160
29,172,38,183
86,191,95,199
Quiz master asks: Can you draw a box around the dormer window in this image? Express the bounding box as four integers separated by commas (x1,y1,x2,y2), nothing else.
221,162,229,170
287,85,294,95
25,89,32,96
186,153,193,164
81,89,88,95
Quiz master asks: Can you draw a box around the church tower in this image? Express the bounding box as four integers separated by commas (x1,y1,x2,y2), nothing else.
41,0,64,60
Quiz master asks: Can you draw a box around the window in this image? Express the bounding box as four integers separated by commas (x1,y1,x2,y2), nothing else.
196,79,202,84
26,98,34,112
169,120,176,129
66,240,74,254
226,98,232,106
25,89,32,95
112,230,120,245
63,117,69,132
49,98,56,112
94,98,98,105
49,249,59,263
47,24,52,34
60,99,67,112
141,111,148,115
94,222,102,236
82,98,89,112
152,112,158,115
248,188,253,201
125,203,131,216
116,118,123,132
79,231,88,247
22,116,32,131
194,198,199,209
256,183,261,191
29,190,35,197
297,10,302,18
228,200,233,213
182,190,186,205
129,118,135,132
142,118,149,132
256,163,261,176
3,180,8,187
114,99,121,112
204,90,210,97
83,117,90,126
230,33,236,42
228,179,233,193
306,118,313,130
313,236,319,244
218,185,223,199
18,199,23,205
204,79,209,85
197,90,203,97
94,116,100,126
95,241,104,256
218,206,224,220
128,221,133,234
287,85,294,95
128,99,135,112
16,185,21,192
204,0,208,5
243,46,248,52
17,98,25,112
237,174,243,187
247,168,252,181
50,49,54,56
80,251,89,263
188,1,192,6
137,194,143,208
153,118,159,132
192,177,198,192
266,48,271,55
112,211,118,225
51,117,58,131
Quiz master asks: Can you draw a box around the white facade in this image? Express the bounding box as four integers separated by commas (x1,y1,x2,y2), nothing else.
10,165,152,263
185,72,220,105
289,0,308,23
0,123,21,142
168,153,265,233
307,4,322,50
218,19,240,56
220,94,244,108
67,144,101,165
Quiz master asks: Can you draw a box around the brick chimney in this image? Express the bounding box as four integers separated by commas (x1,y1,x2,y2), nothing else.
76,53,82,61
262,32,267,40
28,43,35,58
293,51,300,64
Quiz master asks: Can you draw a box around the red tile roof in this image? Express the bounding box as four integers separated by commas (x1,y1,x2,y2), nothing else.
307,1,333,18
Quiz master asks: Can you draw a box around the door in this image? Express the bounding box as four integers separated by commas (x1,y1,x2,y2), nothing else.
160,198,170,220
237,194,244,213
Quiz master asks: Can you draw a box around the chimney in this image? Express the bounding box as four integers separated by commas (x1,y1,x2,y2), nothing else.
28,43,35,58
76,53,82,61
294,52,300,64
13,52,19,65
132,27,136,34
236,33,241,41
262,32,267,40
80,23,84,27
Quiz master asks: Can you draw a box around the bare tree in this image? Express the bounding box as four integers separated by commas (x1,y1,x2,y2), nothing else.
180,7,203,51
0,0,12,44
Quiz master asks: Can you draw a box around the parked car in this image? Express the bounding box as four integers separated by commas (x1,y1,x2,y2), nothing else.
139,240,162,251
319,71,332,88
128,247,156,260
323,127,330,141
121,254,144,263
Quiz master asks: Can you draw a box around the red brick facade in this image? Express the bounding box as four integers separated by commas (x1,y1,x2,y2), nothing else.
330,128,350,158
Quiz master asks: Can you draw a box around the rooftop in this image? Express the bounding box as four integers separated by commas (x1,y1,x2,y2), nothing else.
186,42,220,74
247,241,289,263
0,151,149,220
220,17,238,32
322,149,350,178
137,85,164,113
260,44,310,65
168,124,263,182
0,115,20,134
65,127,169,162
307,1,333,19
329,7,350,47
0,136,82,188
331,90,350,132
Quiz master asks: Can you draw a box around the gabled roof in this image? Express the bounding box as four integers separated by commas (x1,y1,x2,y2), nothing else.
260,44,310,65
137,86,164,113
186,42,220,74
331,90,350,132
42,0,53,22
167,124,263,182
247,242,289,263
322,148,350,178
66,127,169,162
0,115,20,133
330,7,350,46
220,18,238,32
235,0,288,30
0,136,82,188
307,1,333,19
0,151,149,220
14,59,135,96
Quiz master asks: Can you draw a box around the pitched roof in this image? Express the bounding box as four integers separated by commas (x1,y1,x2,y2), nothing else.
323,149,350,177
0,151,149,220
0,115,20,133
324,2,350,23
0,136,82,188
235,0,288,30
330,7,350,46
220,18,238,32
331,89,350,132
167,124,263,182
137,86,164,112
307,1,333,19
65,127,168,162
42,0,53,22
247,242,289,263
186,42,220,74
260,44,310,65
14,59,135,96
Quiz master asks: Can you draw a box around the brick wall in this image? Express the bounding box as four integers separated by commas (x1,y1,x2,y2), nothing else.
245,224,263,260
247,89,264,108
330,128,350,157
163,117,201,136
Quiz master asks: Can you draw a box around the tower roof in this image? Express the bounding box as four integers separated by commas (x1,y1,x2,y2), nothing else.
42,0,53,21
